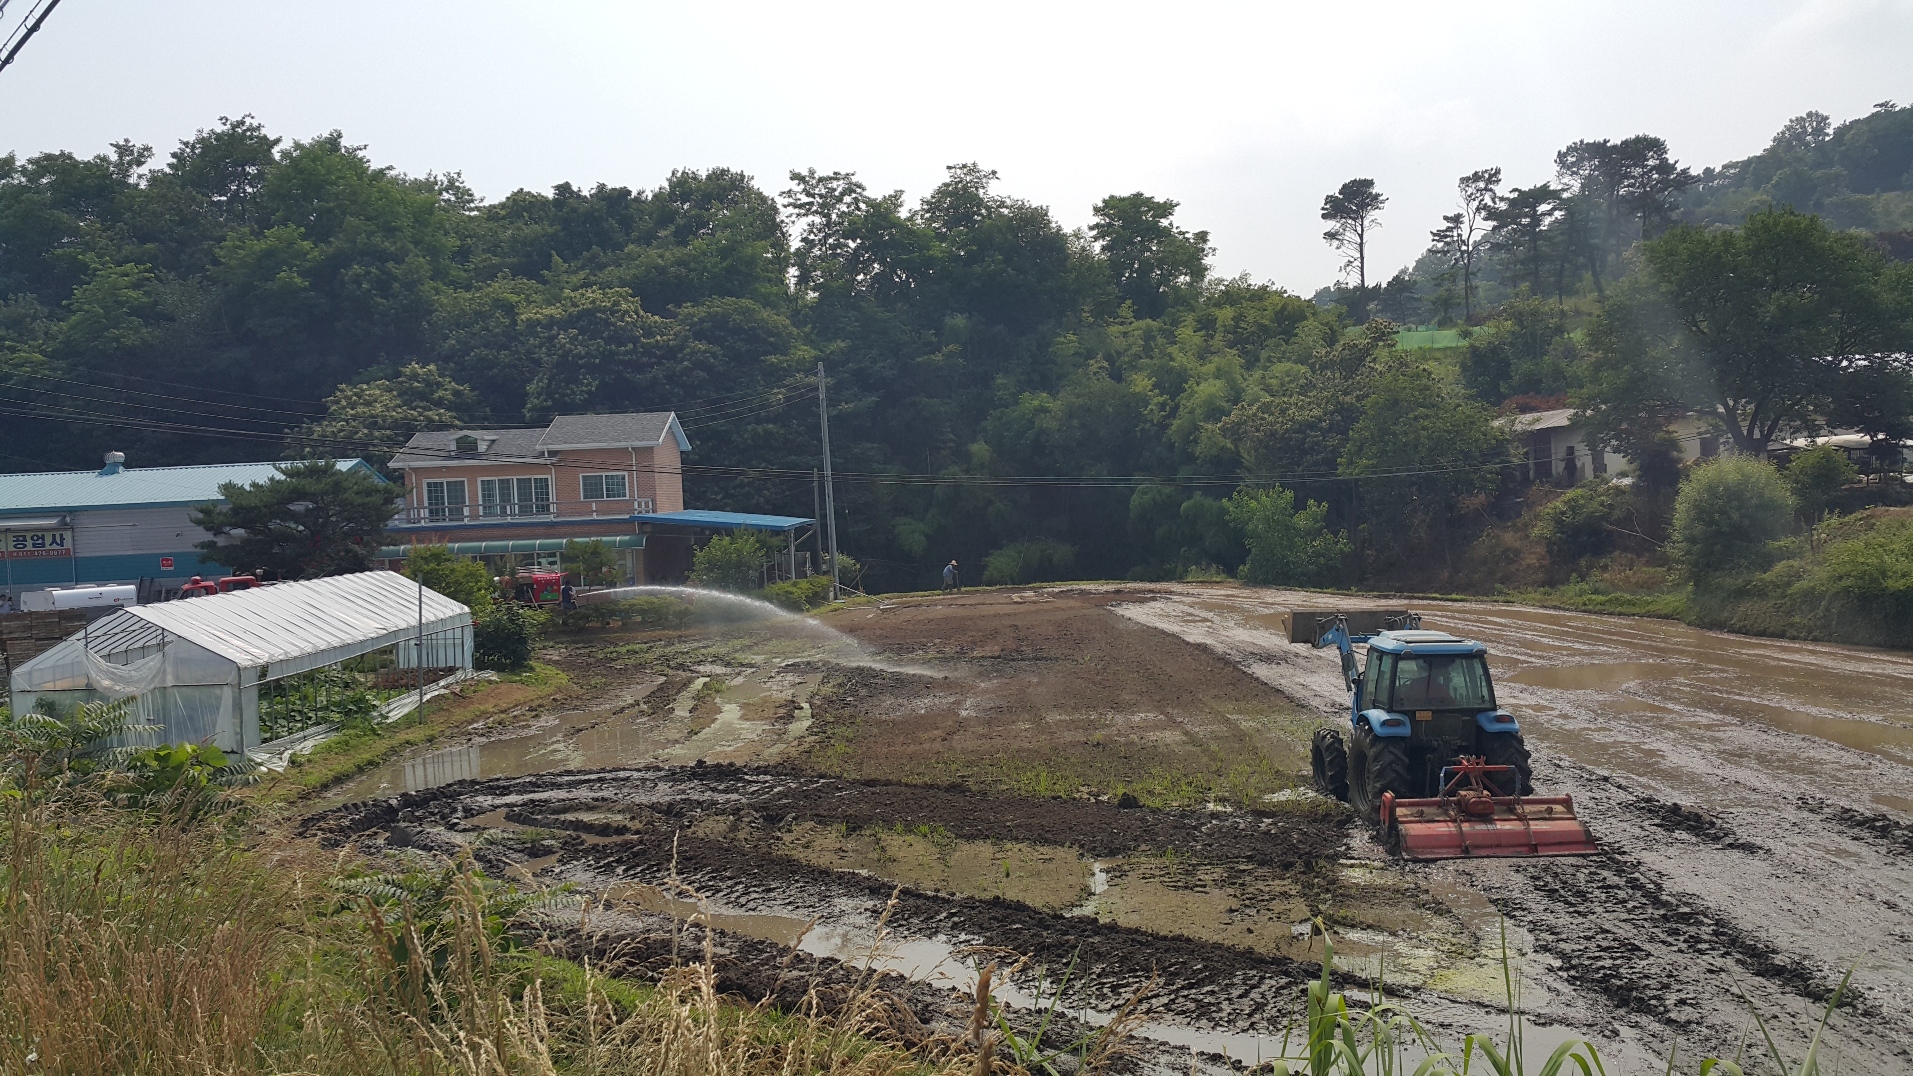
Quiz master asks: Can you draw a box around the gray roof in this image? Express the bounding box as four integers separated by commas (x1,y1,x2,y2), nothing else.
1498,407,1577,433
389,413,688,468
540,412,686,450
388,428,546,468
0,459,376,515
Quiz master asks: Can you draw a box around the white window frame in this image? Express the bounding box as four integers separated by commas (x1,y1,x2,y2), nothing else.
580,472,630,501
422,479,468,521
479,476,553,517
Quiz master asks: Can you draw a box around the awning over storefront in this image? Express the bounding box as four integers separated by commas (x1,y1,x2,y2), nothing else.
630,510,813,533
375,534,645,559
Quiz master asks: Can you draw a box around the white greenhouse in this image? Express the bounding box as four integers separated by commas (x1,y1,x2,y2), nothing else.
8,571,472,753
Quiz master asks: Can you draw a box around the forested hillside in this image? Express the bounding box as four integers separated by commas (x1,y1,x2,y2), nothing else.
3,104,1912,593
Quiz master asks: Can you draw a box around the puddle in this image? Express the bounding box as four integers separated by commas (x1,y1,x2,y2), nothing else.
600,881,818,950
779,823,1093,910
1501,661,1678,690
332,665,822,801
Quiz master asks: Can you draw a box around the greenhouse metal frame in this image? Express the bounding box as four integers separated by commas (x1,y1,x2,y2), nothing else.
8,571,472,754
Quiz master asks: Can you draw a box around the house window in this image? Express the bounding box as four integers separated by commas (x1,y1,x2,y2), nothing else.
423,479,467,521
581,473,629,501
479,476,553,517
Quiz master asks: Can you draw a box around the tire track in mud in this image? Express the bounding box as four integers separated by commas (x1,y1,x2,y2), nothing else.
305,764,1350,1035
1111,588,1913,1074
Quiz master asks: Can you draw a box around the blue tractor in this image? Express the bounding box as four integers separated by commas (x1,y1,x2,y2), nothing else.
1305,614,1595,857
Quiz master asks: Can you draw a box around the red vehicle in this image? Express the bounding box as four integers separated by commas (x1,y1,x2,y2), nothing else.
177,575,260,599
511,570,565,606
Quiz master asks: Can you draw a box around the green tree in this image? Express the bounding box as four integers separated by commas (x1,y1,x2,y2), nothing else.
688,533,771,592
1486,183,1565,298
1341,361,1508,572
1226,488,1348,586
562,538,621,588
1784,444,1859,529
1670,457,1795,580
1088,193,1211,319
294,363,478,466
1641,209,1911,454
1571,283,1692,490
400,545,495,609
1555,135,1695,292
192,460,395,577
1428,168,1501,321
1320,179,1387,290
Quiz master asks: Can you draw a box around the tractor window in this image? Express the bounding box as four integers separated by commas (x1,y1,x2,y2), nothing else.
1389,654,1495,711
1361,652,1389,708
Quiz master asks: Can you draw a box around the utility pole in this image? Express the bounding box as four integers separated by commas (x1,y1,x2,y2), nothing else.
817,362,842,600
811,469,822,577
416,574,426,724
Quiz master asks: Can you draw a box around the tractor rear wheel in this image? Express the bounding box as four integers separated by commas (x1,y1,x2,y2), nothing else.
1311,727,1349,802
1479,731,1533,795
1349,723,1413,824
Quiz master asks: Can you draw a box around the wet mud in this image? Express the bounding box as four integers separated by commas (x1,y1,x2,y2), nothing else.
1125,585,1913,1074
302,584,1913,1074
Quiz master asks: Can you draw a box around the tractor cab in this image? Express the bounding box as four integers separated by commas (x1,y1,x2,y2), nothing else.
1304,613,1596,859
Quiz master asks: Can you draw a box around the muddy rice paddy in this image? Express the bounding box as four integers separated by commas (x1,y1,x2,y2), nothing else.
307,585,1913,1074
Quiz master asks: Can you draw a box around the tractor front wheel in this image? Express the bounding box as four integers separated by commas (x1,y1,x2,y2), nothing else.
1311,727,1350,802
1349,722,1413,824
1479,731,1534,795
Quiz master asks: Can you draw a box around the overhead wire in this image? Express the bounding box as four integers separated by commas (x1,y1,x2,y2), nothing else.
4,383,1718,491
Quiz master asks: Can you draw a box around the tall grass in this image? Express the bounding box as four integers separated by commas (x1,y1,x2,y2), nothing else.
0,801,291,1074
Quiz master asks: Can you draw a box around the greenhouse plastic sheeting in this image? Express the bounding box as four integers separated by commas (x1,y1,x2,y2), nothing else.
8,571,471,753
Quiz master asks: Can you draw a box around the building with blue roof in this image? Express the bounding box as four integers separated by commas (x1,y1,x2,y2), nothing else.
0,452,378,604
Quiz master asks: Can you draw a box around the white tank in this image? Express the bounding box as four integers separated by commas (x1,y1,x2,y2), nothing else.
22,585,139,611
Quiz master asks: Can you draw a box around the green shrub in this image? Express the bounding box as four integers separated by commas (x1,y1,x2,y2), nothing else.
473,602,546,671
1530,481,1630,563
561,537,621,587
688,533,772,592
1671,456,1795,580
1803,514,1913,620
982,539,1077,585
401,545,496,609
762,575,835,610
1786,444,1860,526
1226,487,1349,586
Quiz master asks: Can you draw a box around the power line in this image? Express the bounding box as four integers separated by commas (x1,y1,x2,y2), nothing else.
0,0,61,76
1,390,1717,491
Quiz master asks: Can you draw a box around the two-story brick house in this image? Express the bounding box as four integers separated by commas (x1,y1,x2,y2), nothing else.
379,412,816,585
383,413,687,582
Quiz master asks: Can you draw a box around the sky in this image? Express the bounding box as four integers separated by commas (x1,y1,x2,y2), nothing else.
1,0,1909,292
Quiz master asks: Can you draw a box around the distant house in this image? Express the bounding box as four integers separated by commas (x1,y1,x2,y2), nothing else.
382,412,815,584
1498,408,1718,485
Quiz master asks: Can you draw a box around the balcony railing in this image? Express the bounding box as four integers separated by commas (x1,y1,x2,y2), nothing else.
396,498,655,526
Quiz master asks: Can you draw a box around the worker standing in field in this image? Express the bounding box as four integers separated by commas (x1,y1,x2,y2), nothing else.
942,560,960,593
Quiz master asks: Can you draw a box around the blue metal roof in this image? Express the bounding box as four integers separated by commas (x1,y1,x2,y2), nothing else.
0,459,379,514
631,510,814,533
